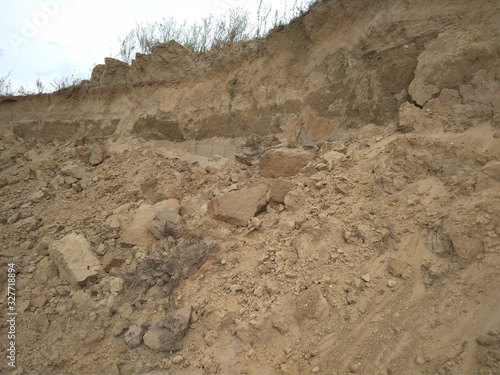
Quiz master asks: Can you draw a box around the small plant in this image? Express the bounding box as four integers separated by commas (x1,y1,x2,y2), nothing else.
228,77,238,100
50,72,85,91
339,58,349,76
116,1,318,61
35,78,45,94
0,72,13,96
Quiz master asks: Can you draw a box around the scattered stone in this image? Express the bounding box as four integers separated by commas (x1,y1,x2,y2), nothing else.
476,335,497,346
30,190,45,202
172,355,184,364
208,185,268,226
120,204,157,248
204,330,219,346
107,216,121,230
388,259,410,279
13,216,42,232
7,211,21,225
312,366,320,373
88,144,104,166
112,324,128,337
387,280,397,288
268,179,292,206
60,164,85,180
260,148,316,177
30,296,47,309
147,208,183,239
154,198,181,214
101,253,125,272
48,233,102,286
124,324,144,348
295,285,330,329
0,176,8,188
55,285,71,296
250,217,262,229
481,160,500,181
322,150,344,168
361,274,371,282
349,363,361,373
108,276,124,296
95,243,107,256
143,304,191,352
415,355,427,365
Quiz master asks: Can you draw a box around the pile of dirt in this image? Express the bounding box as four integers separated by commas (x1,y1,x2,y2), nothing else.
0,0,499,374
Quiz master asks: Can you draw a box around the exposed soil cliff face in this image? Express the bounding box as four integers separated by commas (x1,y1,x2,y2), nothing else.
1,1,500,375
1,0,498,143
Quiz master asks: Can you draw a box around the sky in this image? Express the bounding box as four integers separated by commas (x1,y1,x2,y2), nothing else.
0,0,304,92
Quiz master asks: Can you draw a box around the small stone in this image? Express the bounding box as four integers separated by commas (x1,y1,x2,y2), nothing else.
476,335,497,346
60,164,85,180
415,355,426,365
102,254,125,272
172,355,184,364
387,280,397,288
312,366,320,373
254,286,263,297
349,363,361,373
481,160,500,181
204,330,219,346
7,212,21,225
388,259,409,278
95,244,107,256
250,217,262,229
30,296,47,308
88,144,104,166
124,325,144,348
361,274,371,282
112,324,128,337
0,176,8,188
143,304,191,352
109,277,124,296
55,285,71,296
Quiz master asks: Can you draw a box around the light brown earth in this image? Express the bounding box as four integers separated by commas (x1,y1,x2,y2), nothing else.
0,0,499,374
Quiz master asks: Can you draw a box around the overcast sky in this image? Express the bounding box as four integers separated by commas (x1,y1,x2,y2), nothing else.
0,0,304,91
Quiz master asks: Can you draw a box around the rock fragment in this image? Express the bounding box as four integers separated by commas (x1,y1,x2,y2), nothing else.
120,204,157,248
60,164,85,180
48,233,102,286
260,148,316,178
147,208,183,239
476,335,497,346
481,160,500,181
208,185,268,226
268,179,292,206
388,259,410,279
143,304,191,352
124,325,144,348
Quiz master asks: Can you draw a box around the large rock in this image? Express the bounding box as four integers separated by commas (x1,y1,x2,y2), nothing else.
208,185,268,226
120,204,157,248
143,304,191,352
48,233,101,286
260,148,316,178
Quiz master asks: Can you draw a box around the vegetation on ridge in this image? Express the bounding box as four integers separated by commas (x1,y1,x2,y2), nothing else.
0,0,316,96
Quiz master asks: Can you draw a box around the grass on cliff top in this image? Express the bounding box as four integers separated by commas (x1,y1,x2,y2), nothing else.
0,0,316,96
